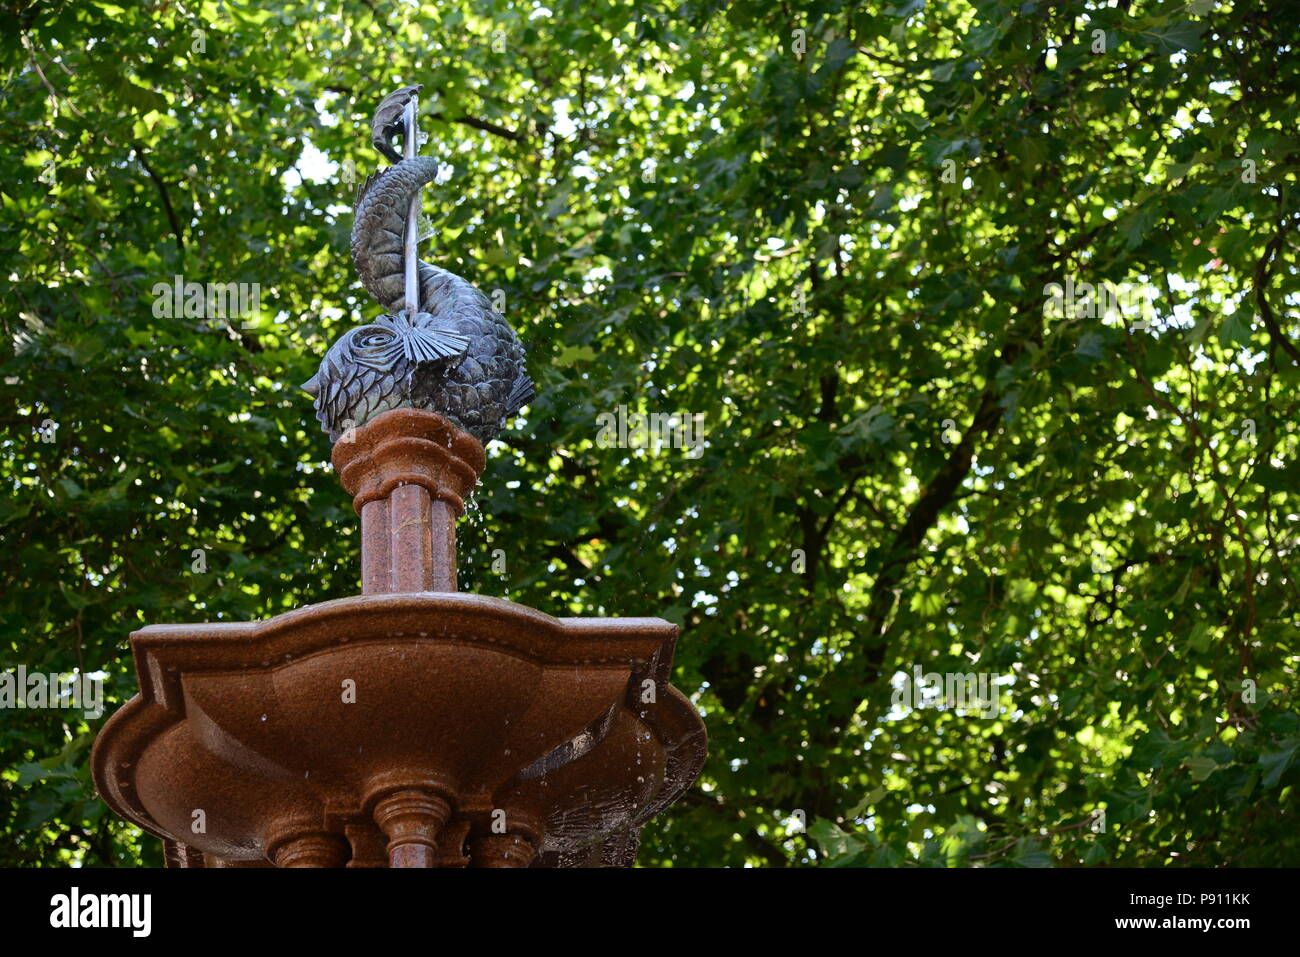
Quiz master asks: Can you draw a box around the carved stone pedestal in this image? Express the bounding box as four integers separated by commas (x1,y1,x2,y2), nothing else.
91,409,706,867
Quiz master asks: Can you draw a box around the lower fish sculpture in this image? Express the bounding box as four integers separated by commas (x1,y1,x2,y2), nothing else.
303,85,533,445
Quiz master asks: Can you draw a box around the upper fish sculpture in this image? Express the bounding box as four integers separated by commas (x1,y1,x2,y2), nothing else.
303,85,533,445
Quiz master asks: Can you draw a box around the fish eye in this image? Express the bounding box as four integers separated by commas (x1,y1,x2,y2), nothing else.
356,329,393,347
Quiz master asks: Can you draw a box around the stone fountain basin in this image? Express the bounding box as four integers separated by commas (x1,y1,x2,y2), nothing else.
92,592,706,866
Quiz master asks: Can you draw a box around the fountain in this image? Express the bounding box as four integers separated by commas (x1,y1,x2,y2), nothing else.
90,87,706,868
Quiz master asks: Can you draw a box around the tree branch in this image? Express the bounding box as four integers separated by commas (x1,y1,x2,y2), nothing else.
1253,205,1300,368
131,145,186,255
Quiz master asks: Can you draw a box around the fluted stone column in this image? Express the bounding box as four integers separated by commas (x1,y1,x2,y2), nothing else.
333,409,485,594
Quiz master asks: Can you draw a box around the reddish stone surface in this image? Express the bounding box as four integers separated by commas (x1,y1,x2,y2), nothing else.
334,408,485,594
91,409,707,867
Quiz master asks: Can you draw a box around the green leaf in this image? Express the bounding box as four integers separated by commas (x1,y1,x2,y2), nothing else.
1218,312,1253,349
808,819,863,861
930,60,957,83
1147,20,1206,54
1182,755,1219,782
847,786,888,818
1013,839,1052,868
821,37,857,74
1260,739,1300,788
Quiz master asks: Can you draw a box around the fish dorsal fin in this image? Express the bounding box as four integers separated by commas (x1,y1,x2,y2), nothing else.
353,168,388,213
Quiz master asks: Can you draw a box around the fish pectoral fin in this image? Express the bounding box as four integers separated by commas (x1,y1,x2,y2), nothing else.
403,317,471,363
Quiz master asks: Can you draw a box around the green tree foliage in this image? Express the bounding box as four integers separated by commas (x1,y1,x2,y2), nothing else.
1,0,1297,867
